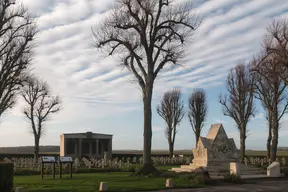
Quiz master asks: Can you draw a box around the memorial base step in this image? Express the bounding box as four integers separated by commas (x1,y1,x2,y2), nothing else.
171,163,266,176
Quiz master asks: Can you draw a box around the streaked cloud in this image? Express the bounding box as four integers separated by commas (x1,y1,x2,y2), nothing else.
0,0,287,149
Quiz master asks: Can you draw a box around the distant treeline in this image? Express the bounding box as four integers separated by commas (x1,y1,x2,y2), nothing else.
0,146,60,154
278,147,288,151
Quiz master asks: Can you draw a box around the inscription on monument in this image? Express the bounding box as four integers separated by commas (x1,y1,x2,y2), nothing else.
211,128,234,159
196,146,206,157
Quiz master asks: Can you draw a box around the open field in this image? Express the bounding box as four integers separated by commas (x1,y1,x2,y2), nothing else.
245,150,288,156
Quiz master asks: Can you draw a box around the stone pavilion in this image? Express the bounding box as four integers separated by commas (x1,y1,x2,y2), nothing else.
60,132,113,159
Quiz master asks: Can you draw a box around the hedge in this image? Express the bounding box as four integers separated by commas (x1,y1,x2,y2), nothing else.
0,160,14,192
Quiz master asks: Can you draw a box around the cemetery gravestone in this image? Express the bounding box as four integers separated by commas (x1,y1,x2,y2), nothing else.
230,162,241,177
99,182,108,191
267,161,281,177
165,179,174,188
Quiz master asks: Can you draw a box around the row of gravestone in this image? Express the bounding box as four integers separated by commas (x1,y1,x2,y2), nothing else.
244,157,287,166
7,155,286,171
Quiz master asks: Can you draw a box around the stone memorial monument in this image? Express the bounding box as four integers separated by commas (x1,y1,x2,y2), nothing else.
172,123,239,172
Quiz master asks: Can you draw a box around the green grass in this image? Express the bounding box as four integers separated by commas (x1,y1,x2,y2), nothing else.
14,171,205,192
156,165,177,170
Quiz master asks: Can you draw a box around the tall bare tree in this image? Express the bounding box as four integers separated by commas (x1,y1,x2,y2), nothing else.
92,0,200,174
188,88,207,147
0,1,36,117
157,88,184,158
252,53,288,161
264,17,288,85
219,64,255,163
21,76,61,160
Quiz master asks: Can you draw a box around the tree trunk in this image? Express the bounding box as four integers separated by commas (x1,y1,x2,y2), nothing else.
168,141,174,158
266,111,272,160
270,133,278,161
195,132,200,148
266,123,272,160
239,131,246,163
34,135,40,161
270,121,278,161
138,83,158,174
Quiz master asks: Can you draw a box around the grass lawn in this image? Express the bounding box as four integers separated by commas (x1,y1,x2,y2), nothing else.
14,171,204,192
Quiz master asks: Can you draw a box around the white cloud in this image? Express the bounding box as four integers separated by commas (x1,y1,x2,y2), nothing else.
252,113,265,120
152,126,163,132
214,119,228,124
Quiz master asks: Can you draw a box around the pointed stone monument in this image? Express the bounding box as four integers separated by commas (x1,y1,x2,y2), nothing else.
171,123,239,172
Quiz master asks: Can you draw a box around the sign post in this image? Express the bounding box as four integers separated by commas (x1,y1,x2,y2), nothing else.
59,156,73,179
40,156,56,179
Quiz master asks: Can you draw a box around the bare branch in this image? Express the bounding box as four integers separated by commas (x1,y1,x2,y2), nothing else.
219,63,255,162
188,88,207,147
157,88,184,157
0,1,37,117
219,63,256,131
92,0,200,89
21,75,62,158
263,17,288,85
252,49,287,161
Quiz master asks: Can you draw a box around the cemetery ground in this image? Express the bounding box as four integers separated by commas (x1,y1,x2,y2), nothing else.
13,166,288,192
7,155,288,192
13,165,207,192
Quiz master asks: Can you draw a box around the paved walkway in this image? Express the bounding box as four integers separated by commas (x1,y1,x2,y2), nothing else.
147,180,288,192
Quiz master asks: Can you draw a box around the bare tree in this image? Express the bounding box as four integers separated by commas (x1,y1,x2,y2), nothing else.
157,88,184,158
0,1,36,117
92,0,200,174
219,64,255,163
252,53,288,161
188,88,207,147
264,17,288,85
21,76,61,160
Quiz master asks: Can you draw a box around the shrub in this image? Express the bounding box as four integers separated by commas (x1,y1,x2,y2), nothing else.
177,172,206,185
74,167,136,173
0,160,14,192
14,169,40,176
223,173,242,184
14,166,137,176
281,167,288,177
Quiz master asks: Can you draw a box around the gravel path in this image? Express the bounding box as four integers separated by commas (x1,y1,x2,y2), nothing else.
146,180,288,192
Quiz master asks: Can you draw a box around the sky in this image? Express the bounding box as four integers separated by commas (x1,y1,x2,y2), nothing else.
0,0,288,150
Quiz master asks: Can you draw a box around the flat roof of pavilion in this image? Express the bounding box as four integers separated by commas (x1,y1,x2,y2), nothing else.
61,132,113,139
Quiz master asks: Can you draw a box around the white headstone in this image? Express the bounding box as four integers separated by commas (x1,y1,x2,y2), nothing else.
74,157,80,166
165,179,174,188
99,182,108,191
267,161,281,177
230,162,241,177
